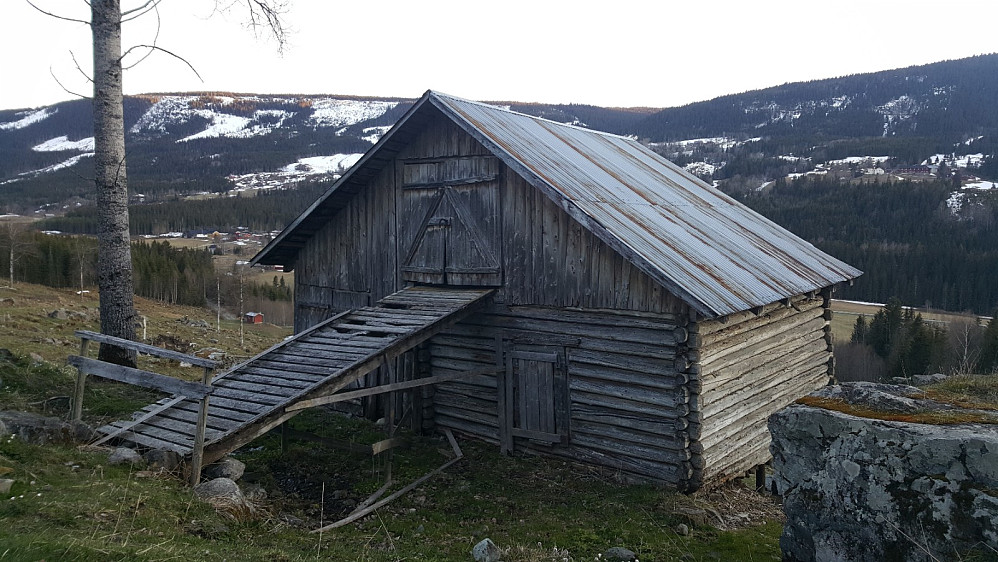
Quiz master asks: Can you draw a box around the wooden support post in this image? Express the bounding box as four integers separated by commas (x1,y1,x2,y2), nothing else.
71,338,90,422
755,464,766,493
497,336,513,455
409,350,423,434
315,429,465,533
384,358,397,484
189,366,212,487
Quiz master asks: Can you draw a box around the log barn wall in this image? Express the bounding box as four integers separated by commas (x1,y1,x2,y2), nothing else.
692,294,833,483
283,106,839,489
429,305,694,485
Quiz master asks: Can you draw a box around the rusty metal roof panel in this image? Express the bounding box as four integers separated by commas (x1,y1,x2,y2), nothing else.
429,91,861,318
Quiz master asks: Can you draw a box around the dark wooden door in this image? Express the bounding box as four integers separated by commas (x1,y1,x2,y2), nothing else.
399,157,501,286
500,346,570,452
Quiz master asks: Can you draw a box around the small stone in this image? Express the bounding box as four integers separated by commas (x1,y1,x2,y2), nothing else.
603,546,637,561
0,479,13,494
471,538,501,562
913,373,948,386
194,477,244,503
108,447,144,466
675,523,690,536
28,352,44,363
242,483,267,502
143,449,181,472
202,457,245,481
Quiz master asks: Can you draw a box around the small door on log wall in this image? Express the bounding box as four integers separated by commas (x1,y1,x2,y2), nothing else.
499,346,570,453
399,156,501,286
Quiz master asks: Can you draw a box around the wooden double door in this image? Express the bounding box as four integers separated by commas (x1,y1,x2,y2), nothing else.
399,156,502,286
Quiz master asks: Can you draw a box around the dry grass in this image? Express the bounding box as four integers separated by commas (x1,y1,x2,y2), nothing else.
0,282,290,378
796,395,998,425
828,299,989,344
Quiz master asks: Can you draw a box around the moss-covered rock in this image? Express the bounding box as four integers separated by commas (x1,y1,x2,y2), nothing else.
770,382,998,561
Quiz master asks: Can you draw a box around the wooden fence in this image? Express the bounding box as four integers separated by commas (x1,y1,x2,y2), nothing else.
68,330,218,486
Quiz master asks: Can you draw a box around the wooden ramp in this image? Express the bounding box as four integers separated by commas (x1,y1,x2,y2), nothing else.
97,286,493,467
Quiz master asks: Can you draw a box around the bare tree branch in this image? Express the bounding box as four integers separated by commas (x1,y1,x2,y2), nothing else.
212,0,290,53
69,50,94,83
26,0,89,24
120,0,159,18
120,44,204,82
244,0,289,50
49,65,88,99
121,0,162,23
122,2,162,70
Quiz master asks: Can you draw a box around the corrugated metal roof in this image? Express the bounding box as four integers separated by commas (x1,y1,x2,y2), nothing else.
254,90,861,318
430,92,861,317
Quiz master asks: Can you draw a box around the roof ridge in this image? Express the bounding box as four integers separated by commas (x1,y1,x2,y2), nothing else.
427,90,638,142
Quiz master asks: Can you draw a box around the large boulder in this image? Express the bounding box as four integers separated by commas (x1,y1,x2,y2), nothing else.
770,382,998,562
0,410,95,445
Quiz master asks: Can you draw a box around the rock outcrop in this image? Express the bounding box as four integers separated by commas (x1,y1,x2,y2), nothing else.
770,382,998,562
0,410,95,445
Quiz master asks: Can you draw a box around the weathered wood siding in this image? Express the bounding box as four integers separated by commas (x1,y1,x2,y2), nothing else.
292,158,396,333
429,305,694,485
496,172,687,314
292,113,689,332
692,294,832,484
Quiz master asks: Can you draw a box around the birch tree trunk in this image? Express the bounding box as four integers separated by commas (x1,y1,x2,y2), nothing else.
92,0,137,366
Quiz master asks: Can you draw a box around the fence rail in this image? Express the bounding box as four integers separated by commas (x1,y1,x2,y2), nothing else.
70,330,217,486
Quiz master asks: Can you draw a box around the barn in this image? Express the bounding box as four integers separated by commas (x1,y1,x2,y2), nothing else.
244,312,264,324
251,90,862,491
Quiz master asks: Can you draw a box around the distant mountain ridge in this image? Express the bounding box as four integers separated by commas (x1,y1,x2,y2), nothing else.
1,54,996,214
633,54,998,142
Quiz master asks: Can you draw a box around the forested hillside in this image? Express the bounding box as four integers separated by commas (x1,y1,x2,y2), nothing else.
741,177,998,314
2,55,997,316
633,54,998,144
37,179,330,235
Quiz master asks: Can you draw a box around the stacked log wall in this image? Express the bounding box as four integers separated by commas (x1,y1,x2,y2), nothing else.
693,294,832,482
429,305,695,486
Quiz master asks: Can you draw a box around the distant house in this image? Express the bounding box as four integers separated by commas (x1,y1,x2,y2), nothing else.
252,91,861,491
895,165,932,175
244,312,264,324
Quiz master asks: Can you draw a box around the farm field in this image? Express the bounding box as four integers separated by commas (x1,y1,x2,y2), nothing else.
828,299,990,343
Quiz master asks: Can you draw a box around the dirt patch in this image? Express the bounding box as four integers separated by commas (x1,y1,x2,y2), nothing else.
151,333,194,353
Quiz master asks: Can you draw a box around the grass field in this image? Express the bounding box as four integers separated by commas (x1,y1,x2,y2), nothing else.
828,299,990,344
0,282,290,378
0,282,785,560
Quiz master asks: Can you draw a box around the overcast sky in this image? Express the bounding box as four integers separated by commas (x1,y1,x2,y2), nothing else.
2,0,997,111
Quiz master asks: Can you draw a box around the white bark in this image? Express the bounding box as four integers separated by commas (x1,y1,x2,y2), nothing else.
92,0,137,366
